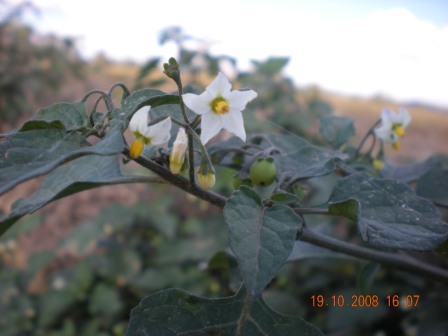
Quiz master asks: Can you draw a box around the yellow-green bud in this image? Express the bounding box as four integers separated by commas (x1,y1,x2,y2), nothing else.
169,128,188,174
197,172,216,189
373,159,385,171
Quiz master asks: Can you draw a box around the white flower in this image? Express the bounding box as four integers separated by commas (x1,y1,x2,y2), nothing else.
374,108,411,150
182,72,257,145
128,106,172,158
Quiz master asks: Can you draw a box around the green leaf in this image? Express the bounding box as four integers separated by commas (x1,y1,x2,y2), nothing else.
416,167,448,206
113,89,179,122
224,186,301,297
271,192,299,204
0,155,152,237
328,173,448,250
0,120,125,197
357,262,381,293
126,287,324,335
88,283,122,317
382,156,442,183
319,115,355,149
268,134,346,181
287,240,349,262
252,57,290,76
28,102,89,131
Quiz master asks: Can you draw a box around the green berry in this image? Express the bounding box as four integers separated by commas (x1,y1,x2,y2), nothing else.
249,157,277,186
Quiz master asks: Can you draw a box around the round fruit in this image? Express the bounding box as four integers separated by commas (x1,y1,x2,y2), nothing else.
249,157,277,186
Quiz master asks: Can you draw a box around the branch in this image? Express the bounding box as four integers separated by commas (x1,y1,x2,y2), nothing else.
128,148,448,284
300,228,448,283
126,148,226,208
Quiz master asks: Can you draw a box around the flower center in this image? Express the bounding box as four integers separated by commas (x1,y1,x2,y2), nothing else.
392,124,405,137
132,131,152,145
210,97,229,115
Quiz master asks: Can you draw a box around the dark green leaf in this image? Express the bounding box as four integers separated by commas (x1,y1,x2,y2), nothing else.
28,102,89,131
88,283,122,317
357,262,381,292
270,192,299,204
319,115,355,148
0,155,152,237
268,134,346,181
328,199,359,221
287,240,349,262
224,186,300,297
0,120,125,197
113,89,179,122
382,156,442,183
126,287,324,335
328,173,448,250
416,167,448,206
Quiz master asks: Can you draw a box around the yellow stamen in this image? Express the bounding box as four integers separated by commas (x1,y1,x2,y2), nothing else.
392,142,400,151
393,124,405,137
129,139,144,159
211,97,229,114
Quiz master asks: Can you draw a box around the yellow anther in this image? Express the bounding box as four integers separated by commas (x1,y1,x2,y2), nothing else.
129,139,144,159
211,97,229,114
393,124,405,137
392,142,400,151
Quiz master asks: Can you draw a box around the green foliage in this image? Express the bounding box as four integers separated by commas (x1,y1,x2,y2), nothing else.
127,287,324,335
224,186,300,297
319,115,355,149
329,173,448,250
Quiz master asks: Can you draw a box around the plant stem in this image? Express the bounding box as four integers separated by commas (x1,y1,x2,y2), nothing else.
126,147,225,207
300,228,448,283
354,119,381,158
128,149,448,284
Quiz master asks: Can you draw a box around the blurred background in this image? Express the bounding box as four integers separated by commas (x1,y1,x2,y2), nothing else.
1,1,447,335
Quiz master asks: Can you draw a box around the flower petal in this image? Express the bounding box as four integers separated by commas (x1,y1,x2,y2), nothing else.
200,113,223,144
206,72,232,97
399,108,412,128
380,108,395,125
222,109,246,142
130,106,150,134
145,117,172,145
182,92,213,115
227,89,258,110
375,125,396,143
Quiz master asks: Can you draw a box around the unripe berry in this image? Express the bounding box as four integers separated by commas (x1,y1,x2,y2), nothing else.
249,157,277,186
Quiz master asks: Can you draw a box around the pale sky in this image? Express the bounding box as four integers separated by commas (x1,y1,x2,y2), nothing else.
14,0,448,108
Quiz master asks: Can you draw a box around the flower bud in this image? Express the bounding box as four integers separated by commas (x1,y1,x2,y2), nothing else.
163,57,180,81
197,172,216,189
373,159,385,171
169,128,188,174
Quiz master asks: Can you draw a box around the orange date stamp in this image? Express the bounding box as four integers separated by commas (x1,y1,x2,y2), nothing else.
310,294,420,308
